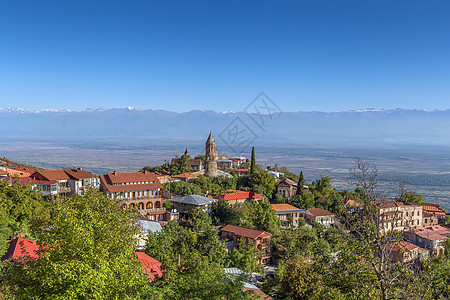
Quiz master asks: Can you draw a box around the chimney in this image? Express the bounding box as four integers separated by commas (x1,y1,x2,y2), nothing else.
114,171,118,176
144,170,148,174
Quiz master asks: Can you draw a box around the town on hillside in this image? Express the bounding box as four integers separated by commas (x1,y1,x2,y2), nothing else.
1,134,450,299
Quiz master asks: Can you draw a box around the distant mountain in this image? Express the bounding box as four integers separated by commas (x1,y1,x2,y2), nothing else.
1,107,450,146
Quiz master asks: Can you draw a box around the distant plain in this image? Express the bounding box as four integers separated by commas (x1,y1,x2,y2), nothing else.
1,139,449,212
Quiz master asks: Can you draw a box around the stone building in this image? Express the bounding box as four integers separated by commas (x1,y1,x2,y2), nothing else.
204,133,218,178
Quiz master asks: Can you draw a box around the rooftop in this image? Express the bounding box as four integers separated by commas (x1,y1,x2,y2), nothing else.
170,194,215,206
307,208,335,217
221,224,272,240
214,191,264,201
271,203,303,213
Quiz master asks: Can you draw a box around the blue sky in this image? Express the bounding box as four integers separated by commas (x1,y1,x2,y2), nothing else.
1,0,449,112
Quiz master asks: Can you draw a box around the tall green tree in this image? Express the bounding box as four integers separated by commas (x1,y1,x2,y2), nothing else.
250,147,255,175
296,171,306,195
2,189,149,299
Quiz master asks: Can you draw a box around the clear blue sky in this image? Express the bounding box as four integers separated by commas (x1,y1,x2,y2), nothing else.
1,0,449,112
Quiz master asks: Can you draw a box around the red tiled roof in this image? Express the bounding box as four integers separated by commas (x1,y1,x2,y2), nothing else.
62,168,95,180
214,191,264,201
278,178,297,186
6,168,31,178
220,224,272,240
100,171,163,192
1,237,40,261
345,199,362,207
307,208,335,217
172,172,199,179
374,200,401,209
271,204,303,212
386,241,418,252
230,169,247,173
134,252,163,281
405,225,450,241
405,202,447,216
13,167,37,174
32,170,70,181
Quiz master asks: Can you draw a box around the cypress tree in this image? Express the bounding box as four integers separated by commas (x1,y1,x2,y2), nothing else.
250,147,255,175
296,171,306,195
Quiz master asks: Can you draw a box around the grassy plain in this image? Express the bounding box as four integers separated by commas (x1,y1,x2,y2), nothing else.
1,139,449,211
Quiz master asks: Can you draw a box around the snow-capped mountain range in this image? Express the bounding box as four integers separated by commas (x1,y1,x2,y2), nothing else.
1,107,450,146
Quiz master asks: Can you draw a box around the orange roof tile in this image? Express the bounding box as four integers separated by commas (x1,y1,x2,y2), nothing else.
221,224,272,240
135,252,163,281
1,237,40,261
386,241,418,252
100,171,163,193
214,191,264,201
307,208,335,217
345,199,362,207
6,168,31,178
32,170,70,181
271,204,303,212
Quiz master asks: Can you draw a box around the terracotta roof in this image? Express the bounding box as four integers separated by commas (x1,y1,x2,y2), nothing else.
32,170,70,181
386,241,418,252
220,224,272,240
62,168,95,180
405,202,446,216
278,178,297,186
135,252,163,281
307,208,335,217
271,204,303,212
374,200,401,209
99,171,163,192
405,225,450,241
172,172,199,179
1,237,40,261
345,199,362,207
230,169,247,173
6,168,31,178
214,191,264,201
13,167,37,174
155,170,171,176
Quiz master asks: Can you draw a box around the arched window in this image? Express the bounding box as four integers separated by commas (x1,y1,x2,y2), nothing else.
146,202,153,209
138,202,144,210
155,201,161,208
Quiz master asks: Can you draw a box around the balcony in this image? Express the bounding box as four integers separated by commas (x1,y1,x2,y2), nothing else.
138,208,166,214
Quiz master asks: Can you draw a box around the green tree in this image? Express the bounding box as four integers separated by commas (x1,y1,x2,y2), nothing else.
296,171,307,195
2,189,148,299
250,170,276,198
145,217,247,299
250,147,255,175
211,199,237,225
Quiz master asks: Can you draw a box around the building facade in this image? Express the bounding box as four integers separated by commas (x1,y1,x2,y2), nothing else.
204,133,218,178
220,224,272,265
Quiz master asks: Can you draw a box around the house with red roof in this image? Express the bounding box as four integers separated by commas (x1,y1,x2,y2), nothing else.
99,171,175,222
229,169,247,177
134,252,164,282
220,224,272,264
31,168,98,196
385,241,421,263
373,200,423,233
271,204,305,227
214,191,264,206
1,237,40,262
304,208,336,229
403,225,450,257
276,178,298,199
